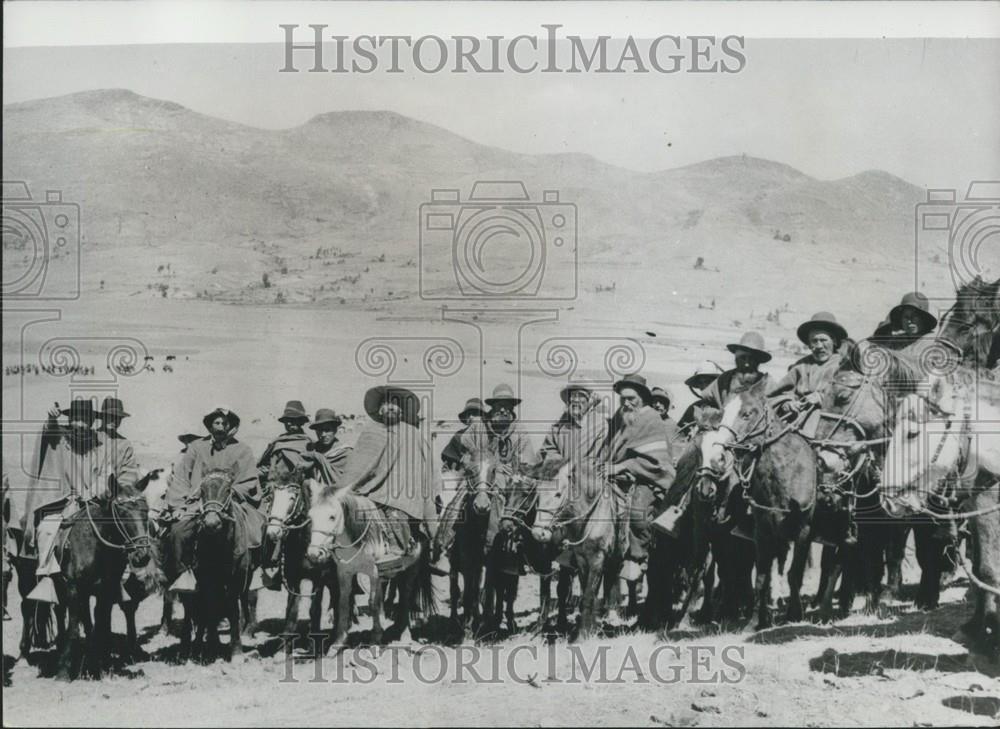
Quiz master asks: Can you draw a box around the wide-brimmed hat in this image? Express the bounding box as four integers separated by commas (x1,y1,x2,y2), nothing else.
797,312,849,345
61,398,96,423
613,373,652,403
726,331,772,363
685,361,724,390
309,408,343,430
559,383,594,404
97,396,130,419
277,400,309,424
650,386,673,409
202,407,240,433
485,383,521,409
871,318,895,339
364,386,420,424
177,432,201,445
458,398,485,424
889,291,938,334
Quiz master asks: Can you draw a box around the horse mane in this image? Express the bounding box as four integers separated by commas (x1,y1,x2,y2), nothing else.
318,487,385,546
838,338,919,393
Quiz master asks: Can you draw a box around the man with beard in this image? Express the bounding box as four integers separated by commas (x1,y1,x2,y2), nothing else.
20,399,116,602
256,400,312,490
603,374,676,582
96,397,140,492
335,387,439,559
163,407,266,587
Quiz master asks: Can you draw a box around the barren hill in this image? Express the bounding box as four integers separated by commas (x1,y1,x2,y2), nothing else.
3,89,927,319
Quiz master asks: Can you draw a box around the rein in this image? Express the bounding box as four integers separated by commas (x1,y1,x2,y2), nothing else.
82,496,152,553
267,482,311,534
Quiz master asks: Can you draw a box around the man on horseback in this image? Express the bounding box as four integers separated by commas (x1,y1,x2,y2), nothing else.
677,361,725,435
162,407,266,588
703,332,772,411
256,400,312,490
651,386,684,457
478,384,537,471
440,397,486,472
768,312,849,418
535,384,610,480
96,397,140,492
19,399,120,603
605,374,677,582
305,408,352,482
335,386,439,562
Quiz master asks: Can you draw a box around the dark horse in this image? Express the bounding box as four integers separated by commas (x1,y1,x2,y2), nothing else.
938,275,1000,371
307,487,435,646
700,389,817,630
264,459,336,657
176,468,259,662
52,489,153,679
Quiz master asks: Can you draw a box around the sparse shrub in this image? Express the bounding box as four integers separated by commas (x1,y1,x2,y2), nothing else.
262,272,271,288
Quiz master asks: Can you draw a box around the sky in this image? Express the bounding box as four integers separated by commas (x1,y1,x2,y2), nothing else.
3,7,999,191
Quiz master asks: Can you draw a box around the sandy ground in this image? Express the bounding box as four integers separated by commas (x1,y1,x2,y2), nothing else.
3,295,999,727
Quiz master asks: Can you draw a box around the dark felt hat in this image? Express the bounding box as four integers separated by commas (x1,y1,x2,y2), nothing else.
61,398,96,423
364,386,420,424
98,396,130,419
458,398,486,424
726,331,772,363
485,383,521,409
684,361,724,390
650,386,674,409
613,373,652,403
797,312,849,345
277,400,309,424
889,292,938,335
202,407,240,433
177,432,201,445
309,408,343,430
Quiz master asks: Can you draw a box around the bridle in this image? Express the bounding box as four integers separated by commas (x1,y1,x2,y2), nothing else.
267,480,311,534
83,494,153,554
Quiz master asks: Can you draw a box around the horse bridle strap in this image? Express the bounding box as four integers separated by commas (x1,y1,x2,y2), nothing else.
83,497,152,553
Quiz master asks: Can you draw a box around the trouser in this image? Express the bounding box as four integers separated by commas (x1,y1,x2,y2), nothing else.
162,516,199,583
628,483,657,563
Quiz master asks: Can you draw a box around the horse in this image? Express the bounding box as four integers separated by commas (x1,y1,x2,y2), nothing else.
53,489,153,680
883,368,1000,659
937,275,1000,371
174,467,259,662
264,458,336,657
700,389,817,630
529,462,624,637
307,487,435,646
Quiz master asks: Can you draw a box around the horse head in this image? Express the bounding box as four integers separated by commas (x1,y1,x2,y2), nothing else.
107,491,152,569
266,456,309,541
699,394,762,479
306,486,346,564
198,466,237,533
939,276,1000,368
467,455,498,516
530,462,573,544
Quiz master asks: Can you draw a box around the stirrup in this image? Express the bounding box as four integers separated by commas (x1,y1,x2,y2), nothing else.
27,576,59,604
170,569,197,593
248,567,265,592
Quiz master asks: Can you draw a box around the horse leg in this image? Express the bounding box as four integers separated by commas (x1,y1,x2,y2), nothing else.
160,593,174,636
556,568,572,633
754,530,776,631
332,571,353,648
179,594,194,662
124,599,141,661
884,524,907,601
242,586,259,637
56,590,81,681
537,573,551,633
785,537,810,623
818,546,840,623
92,593,114,677
505,575,517,633
449,557,461,623
228,594,243,663
579,550,605,639
369,573,385,647
283,587,301,658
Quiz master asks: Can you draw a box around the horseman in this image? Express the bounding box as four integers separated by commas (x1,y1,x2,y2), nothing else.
96,397,140,492
475,384,537,473
19,399,121,602
256,400,312,490
703,332,773,410
677,360,725,435
768,312,849,418
162,407,266,588
534,384,610,480
440,398,486,472
305,408,352,483
604,374,676,582
651,386,684,457
334,386,439,562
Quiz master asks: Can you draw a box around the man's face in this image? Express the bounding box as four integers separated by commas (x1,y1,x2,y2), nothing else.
652,400,668,418
315,424,338,446
618,387,644,412
466,413,483,427
900,309,923,336
210,415,228,439
567,390,590,419
380,401,401,425
103,416,122,434
734,351,759,374
68,416,94,442
283,420,304,435
808,331,836,363
490,404,515,432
